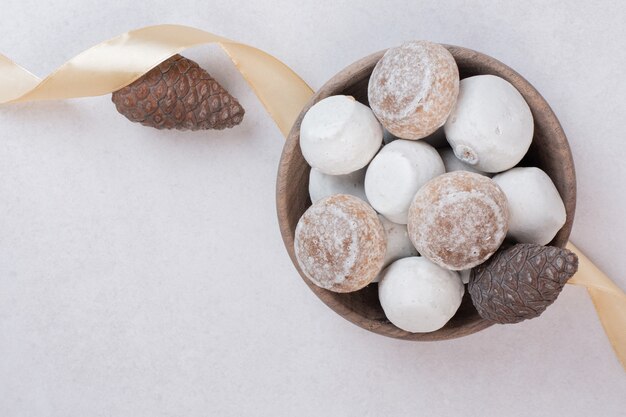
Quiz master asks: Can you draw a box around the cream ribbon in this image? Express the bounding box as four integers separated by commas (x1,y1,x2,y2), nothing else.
0,24,624,371
566,243,626,370
0,24,313,137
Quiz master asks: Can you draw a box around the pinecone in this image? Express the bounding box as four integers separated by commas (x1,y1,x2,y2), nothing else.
112,54,244,131
468,244,578,324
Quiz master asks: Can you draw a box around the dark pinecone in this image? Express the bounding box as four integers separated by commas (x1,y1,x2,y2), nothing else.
468,244,578,324
112,54,244,131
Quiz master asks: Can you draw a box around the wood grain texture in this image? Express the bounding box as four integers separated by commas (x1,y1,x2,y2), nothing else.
276,46,576,341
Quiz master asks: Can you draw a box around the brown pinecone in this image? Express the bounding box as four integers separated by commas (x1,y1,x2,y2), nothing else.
112,54,244,131
468,244,578,324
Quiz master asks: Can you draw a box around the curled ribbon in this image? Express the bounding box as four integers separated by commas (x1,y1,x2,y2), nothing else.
0,24,624,371
0,24,313,136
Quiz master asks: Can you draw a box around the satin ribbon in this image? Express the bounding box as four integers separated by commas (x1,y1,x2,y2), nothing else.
0,24,624,371
566,243,626,370
0,24,313,137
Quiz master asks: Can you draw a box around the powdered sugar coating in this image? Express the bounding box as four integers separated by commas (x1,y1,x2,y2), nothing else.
378,257,464,332
407,172,509,270
308,167,368,204
372,215,419,283
439,148,490,177
300,95,383,175
294,194,386,292
368,41,459,140
443,75,533,173
492,167,566,245
365,139,445,224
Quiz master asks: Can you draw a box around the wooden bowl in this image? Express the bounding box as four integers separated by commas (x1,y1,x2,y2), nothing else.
276,46,576,340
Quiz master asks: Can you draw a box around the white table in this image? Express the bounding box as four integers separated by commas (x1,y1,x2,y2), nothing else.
1,1,624,415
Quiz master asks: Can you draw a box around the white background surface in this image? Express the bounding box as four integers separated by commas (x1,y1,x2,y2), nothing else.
1,1,625,416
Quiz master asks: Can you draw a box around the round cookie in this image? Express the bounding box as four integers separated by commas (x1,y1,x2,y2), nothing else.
493,167,566,245
379,257,464,333
308,167,368,204
444,75,533,173
294,194,386,292
407,172,509,270
365,139,444,224
368,41,459,140
300,95,383,175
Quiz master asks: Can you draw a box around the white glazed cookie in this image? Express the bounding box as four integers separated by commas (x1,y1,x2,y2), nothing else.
444,75,533,173
493,167,566,245
379,257,464,332
368,41,459,140
300,95,383,175
372,216,418,283
294,194,386,293
308,167,367,204
365,139,444,224
439,148,489,176
407,172,509,270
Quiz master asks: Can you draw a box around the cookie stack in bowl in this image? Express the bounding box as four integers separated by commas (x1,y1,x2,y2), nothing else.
293,41,578,332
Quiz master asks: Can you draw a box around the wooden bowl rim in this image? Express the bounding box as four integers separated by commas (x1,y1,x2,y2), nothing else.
276,45,576,341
